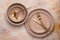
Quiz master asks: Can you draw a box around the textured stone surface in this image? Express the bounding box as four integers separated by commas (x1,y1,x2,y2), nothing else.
0,0,60,40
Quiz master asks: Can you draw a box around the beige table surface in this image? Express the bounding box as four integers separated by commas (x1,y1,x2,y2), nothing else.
0,0,60,40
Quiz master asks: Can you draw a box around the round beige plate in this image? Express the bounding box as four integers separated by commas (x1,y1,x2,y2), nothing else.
6,3,27,25
25,9,55,38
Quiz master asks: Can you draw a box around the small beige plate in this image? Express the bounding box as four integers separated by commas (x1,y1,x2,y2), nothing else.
6,3,27,25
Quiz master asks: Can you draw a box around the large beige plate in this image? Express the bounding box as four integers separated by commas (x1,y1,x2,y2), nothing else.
25,9,55,38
